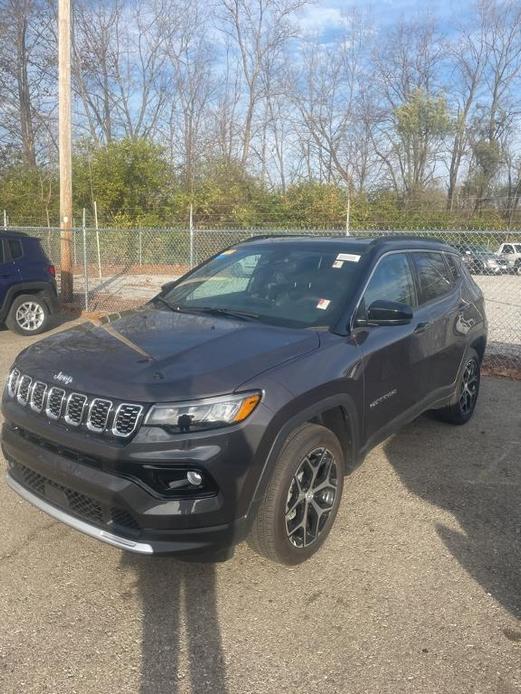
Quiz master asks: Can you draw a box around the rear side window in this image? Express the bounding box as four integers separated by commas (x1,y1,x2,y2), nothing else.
363,253,416,308
8,239,23,260
502,245,514,254
413,252,453,304
445,254,461,281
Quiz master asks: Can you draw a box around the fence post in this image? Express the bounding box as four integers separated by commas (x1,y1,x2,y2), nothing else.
189,204,194,268
82,208,89,311
94,200,102,280
345,189,351,237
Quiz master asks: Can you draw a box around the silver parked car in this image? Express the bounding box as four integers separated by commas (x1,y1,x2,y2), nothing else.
497,242,521,275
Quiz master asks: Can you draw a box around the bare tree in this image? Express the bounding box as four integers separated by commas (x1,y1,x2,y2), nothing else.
73,0,170,143
218,0,308,166
0,0,55,165
371,18,448,196
445,6,488,210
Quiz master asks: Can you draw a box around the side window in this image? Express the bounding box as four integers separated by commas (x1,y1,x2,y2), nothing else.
363,253,415,309
8,239,23,260
414,252,453,304
445,254,461,282
0,240,4,264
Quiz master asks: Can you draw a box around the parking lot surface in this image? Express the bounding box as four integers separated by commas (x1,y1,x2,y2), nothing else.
1,320,520,694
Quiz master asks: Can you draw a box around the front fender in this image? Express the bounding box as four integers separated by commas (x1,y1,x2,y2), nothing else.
247,386,362,517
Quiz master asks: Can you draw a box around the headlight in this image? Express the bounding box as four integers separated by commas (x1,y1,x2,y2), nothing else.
485,259,498,267
145,391,262,432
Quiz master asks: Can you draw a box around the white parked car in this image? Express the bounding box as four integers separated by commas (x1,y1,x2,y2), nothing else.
496,242,521,275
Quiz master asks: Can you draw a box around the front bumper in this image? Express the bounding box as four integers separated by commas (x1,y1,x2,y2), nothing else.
7,475,155,554
1,411,259,556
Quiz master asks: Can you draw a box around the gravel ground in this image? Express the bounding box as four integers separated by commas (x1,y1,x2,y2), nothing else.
0,320,520,694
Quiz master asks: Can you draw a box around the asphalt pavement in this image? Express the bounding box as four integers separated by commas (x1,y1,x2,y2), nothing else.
1,318,520,694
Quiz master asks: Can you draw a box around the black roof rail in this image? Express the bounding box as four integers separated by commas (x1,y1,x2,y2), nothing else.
237,233,309,243
368,234,448,245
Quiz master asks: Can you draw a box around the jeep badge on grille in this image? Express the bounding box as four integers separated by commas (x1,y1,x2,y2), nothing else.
53,371,73,386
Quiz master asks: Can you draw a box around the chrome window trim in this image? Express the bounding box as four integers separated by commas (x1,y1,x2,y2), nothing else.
29,381,47,413
45,386,66,420
17,375,32,405
64,392,88,426
350,247,458,331
112,403,144,438
86,398,113,433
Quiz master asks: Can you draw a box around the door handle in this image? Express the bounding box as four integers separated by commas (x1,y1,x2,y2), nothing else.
414,321,431,334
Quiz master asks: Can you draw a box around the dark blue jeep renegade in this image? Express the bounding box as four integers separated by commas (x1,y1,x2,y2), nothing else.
0,231,58,335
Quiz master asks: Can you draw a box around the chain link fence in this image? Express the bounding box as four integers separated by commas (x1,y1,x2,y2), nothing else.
6,225,521,374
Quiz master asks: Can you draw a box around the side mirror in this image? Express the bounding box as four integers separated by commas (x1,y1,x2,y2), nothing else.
366,299,413,326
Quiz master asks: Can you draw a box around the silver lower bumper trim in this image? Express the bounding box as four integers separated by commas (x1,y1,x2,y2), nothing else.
6,474,154,554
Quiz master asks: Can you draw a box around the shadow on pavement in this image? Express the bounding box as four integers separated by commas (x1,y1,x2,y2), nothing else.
121,555,228,694
383,413,521,619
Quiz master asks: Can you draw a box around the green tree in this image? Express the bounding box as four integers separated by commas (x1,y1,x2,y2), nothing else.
192,159,275,227
394,89,451,195
0,160,58,226
73,138,178,226
281,182,347,227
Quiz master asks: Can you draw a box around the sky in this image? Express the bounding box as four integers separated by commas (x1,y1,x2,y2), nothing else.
296,0,476,41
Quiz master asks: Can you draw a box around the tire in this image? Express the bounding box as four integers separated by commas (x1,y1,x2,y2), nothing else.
248,423,344,565
5,293,51,336
515,262,521,276
433,348,481,425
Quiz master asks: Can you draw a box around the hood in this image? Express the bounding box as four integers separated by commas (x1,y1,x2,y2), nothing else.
14,307,320,401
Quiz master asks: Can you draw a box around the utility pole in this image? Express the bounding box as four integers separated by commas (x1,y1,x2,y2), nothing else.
59,0,73,301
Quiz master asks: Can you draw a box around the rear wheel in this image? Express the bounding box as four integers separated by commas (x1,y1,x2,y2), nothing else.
6,294,51,336
433,348,481,425
249,423,344,565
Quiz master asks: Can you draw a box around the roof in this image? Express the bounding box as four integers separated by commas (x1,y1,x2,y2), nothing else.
239,234,456,254
0,230,29,239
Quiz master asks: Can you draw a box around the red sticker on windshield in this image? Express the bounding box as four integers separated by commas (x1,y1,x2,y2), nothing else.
316,299,331,310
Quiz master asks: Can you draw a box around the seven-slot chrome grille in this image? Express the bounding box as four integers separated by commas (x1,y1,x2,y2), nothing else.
5,369,143,439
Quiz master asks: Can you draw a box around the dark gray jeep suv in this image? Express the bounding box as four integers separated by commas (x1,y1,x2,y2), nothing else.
2,236,487,564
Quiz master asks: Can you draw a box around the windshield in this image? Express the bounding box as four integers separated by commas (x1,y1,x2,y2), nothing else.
156,244,365,328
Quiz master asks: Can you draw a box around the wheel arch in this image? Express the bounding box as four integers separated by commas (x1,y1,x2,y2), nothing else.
0,282,57,321
248,393,361,518
470,335,486,363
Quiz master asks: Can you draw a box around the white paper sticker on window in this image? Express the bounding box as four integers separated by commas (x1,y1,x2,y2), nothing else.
332,260,344,269
316,298,331,310
336,253,361,263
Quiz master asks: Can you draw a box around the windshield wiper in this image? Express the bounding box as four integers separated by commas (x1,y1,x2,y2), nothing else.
182,306,260,321
153,296,182,313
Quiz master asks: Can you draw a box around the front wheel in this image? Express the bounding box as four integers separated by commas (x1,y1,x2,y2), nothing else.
433,348,481,425
248,423,344,565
